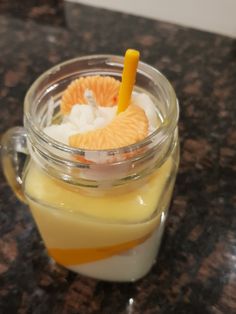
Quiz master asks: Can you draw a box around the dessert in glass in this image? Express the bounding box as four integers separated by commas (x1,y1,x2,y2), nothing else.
1,50,179,282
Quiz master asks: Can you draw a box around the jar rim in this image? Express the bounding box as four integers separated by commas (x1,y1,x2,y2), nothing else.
24,54,179,159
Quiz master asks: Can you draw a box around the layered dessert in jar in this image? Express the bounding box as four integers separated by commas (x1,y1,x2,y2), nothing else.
22,51,179,281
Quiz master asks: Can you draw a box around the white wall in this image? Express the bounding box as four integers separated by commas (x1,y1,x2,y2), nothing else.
68,0,236,38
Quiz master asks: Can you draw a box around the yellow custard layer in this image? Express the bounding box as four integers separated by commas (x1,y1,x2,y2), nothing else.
24,156,174,265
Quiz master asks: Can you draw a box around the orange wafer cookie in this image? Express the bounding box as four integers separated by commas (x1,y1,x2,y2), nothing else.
69,105,148,150
61,75,120,114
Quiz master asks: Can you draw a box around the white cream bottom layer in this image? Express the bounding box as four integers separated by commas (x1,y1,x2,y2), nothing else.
68,219,166,282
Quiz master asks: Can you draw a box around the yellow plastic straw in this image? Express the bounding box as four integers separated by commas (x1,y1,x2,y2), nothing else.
117,49,140,114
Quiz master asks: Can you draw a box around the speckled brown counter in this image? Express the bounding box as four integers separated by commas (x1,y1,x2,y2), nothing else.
0,1,236,313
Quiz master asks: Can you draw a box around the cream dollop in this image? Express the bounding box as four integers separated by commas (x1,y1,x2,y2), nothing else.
44,92,158,145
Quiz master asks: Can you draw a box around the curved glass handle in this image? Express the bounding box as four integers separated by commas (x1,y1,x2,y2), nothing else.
1,127,28,203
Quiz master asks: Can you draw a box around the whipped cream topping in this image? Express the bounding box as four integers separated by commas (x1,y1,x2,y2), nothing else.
44,92,158,145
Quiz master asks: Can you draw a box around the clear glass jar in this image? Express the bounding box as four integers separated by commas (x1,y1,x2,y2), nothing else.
1,55,179,282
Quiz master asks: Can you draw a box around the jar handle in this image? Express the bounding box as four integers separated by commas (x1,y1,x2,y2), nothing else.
1,127,28,203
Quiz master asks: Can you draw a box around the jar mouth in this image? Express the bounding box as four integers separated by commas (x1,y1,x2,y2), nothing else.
24,54,179,162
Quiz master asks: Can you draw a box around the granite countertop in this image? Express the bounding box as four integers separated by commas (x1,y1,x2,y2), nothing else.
0,0,235,313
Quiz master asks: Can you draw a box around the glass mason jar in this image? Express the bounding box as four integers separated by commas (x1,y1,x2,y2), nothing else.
1,55,179,282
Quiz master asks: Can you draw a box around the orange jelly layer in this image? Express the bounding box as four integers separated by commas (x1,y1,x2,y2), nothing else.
48,231,152,266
